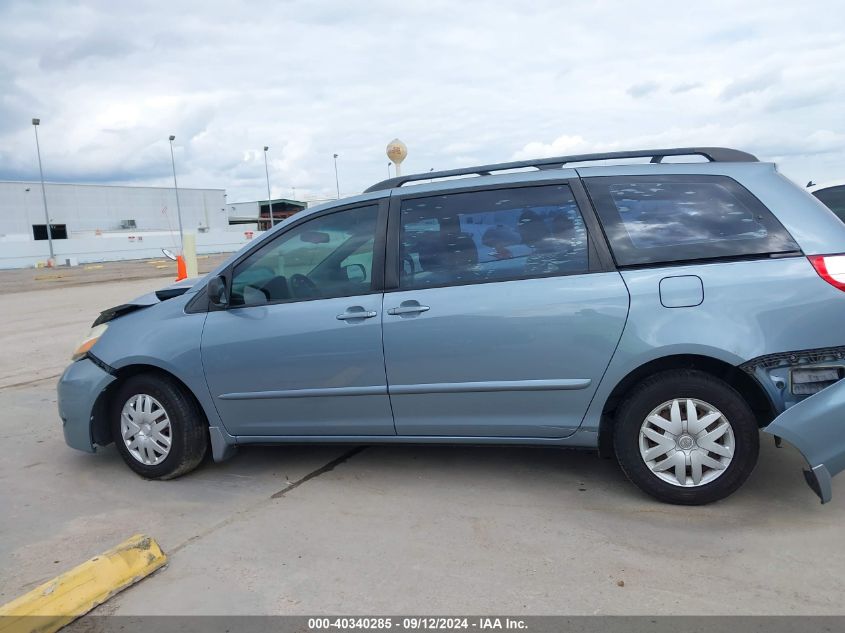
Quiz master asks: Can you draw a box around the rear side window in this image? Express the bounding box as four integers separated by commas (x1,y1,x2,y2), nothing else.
398,185,589,290
585,175,800,266
813,185,845,223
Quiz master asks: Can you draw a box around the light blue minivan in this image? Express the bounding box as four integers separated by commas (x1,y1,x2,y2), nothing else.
58,147,845,505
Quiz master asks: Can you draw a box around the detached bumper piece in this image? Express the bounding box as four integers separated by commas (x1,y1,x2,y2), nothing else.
764,378,845,503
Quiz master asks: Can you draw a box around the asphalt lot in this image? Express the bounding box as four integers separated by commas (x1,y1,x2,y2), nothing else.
2,273,845,615
0,253,229,296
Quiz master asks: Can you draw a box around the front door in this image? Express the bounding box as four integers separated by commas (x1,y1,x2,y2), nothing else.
201,201,395,437
382,181,629,438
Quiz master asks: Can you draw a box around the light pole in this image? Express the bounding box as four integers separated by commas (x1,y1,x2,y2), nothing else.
168,135,184,252
32,118,54,264
264,146,275,228
333,153,340,199
23,187,31,236
387,162,391,179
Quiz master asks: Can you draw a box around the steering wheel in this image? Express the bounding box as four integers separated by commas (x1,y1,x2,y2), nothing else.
289,273,318,298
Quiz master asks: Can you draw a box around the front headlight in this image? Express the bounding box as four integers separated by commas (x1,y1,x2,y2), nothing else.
71,323,109,361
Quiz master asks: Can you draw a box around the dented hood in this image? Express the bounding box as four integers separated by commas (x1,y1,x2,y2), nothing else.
92,277,202,326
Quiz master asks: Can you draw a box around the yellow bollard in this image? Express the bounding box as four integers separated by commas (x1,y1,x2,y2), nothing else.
183,232,198,278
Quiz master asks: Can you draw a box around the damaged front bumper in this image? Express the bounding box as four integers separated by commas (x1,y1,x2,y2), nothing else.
57,357,116,453
764,378,845,504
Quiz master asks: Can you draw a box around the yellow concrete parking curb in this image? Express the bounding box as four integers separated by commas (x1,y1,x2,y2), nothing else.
0,534,167,633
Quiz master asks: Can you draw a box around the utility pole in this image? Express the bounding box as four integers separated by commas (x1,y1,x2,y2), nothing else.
264,146,275,228
333,153,340,199
168,135,184,252
32,118,54,264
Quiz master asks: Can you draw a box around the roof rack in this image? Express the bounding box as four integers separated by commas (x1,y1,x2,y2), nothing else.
365,147,759,193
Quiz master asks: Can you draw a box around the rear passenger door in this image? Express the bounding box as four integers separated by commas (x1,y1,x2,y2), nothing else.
381,178,630,438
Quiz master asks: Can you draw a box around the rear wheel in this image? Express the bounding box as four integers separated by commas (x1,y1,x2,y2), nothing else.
111,373,208,479
613,369,759,505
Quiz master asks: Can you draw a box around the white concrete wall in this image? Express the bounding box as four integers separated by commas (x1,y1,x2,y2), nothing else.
228,201,259,220
0,230,264,269
0,181,228,237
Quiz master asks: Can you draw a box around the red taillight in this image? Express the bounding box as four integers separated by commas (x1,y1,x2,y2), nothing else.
809,254,845,292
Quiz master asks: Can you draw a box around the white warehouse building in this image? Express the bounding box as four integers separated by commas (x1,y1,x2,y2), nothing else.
0,181,263,269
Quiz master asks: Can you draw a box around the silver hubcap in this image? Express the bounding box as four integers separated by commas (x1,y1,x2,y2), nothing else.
638,398,735,487
120,394,172,466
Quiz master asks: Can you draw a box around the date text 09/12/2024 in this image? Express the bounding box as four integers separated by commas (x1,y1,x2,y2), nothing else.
307,617,528,630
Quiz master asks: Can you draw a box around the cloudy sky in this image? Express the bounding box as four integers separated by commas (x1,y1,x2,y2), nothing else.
0,0,843,203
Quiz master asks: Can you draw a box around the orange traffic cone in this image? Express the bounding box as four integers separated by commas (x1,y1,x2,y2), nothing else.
175,255,187,281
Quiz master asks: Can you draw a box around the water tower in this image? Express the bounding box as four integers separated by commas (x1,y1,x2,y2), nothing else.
386,138,407,176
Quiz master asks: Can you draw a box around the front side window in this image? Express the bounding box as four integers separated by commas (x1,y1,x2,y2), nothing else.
585,175,800,266
398,185,589,290
813,185,845,223
230,205,379,307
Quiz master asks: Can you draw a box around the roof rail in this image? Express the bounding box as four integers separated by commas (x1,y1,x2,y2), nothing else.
364,147,759,193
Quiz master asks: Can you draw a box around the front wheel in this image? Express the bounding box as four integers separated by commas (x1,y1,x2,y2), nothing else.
111,373,208,479
613,369,759,505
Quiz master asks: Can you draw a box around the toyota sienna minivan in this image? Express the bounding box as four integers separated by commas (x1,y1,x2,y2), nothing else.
58,147,845,505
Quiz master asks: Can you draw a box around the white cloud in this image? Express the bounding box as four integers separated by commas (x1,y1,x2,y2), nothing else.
0,0,843,201
720,70,781,101
670,82,702,94
511,136,591,161
627,81,660,99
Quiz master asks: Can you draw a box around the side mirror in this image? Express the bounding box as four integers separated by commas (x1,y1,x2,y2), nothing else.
207,275,229,308
343,263,367,282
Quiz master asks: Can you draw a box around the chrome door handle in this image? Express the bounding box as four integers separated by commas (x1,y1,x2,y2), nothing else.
387,303,430,316
336,309,377,320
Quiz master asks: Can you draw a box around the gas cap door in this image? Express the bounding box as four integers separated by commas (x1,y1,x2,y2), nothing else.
659,275,704,308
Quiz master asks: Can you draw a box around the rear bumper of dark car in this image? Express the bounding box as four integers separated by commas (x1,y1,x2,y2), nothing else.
57,357,116,453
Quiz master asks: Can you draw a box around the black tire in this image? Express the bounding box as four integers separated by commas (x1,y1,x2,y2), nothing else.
613,369,759,505
110,372,208,479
